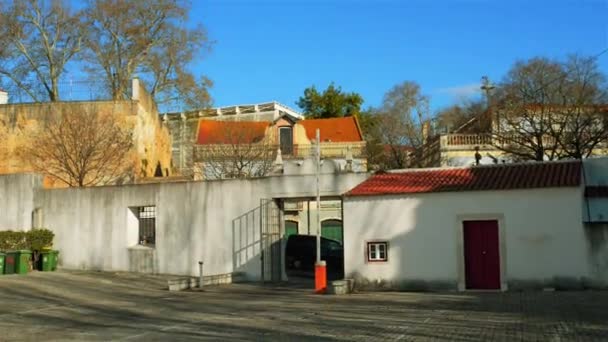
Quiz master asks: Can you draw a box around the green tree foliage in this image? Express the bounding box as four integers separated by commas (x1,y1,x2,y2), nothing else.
296,83,363,118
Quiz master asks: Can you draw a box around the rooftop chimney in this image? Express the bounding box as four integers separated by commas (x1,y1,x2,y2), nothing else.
0,89,7,105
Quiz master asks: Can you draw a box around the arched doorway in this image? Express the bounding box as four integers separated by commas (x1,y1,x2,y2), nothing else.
321,219,343,243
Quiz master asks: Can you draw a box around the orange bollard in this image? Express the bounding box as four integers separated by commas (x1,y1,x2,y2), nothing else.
315,260,327,294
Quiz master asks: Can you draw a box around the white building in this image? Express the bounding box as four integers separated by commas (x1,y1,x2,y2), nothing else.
343,159,608,291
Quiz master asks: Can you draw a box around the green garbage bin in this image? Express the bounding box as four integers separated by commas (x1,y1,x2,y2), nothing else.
38,250,55,272
14,250,32,275
4,251,16,274
51,250,60,271
0,252,5,275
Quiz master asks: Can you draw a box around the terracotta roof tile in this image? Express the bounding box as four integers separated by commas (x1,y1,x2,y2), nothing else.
197,120,269,145
345,160,581,196
299,116,363,142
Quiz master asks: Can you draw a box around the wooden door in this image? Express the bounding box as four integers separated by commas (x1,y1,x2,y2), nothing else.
463,220,500,289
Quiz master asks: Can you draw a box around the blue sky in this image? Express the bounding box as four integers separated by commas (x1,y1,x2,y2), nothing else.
192,0,607,113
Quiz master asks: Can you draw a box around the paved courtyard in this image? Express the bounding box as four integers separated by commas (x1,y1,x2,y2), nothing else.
0,271,607,341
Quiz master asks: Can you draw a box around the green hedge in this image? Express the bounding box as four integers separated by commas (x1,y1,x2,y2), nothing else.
27,228,54,251
0,229,54,251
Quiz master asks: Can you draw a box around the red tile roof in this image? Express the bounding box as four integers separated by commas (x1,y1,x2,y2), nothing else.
585,186,608,198
299,116,363,142
345,160,582,196
197,120,269,145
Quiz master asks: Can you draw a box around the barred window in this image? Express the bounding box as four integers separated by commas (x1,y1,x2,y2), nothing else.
138,206,156,246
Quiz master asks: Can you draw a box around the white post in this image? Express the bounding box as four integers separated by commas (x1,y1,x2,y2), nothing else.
316,129,321,264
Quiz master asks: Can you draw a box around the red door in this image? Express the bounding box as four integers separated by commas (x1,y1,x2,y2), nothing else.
463,220,500,289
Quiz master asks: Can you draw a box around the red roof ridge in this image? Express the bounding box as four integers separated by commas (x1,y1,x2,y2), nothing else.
346,159,582,197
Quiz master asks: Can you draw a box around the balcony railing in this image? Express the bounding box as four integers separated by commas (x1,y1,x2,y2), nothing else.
445,134,493,146
283,142,366,159
193,142,366,161
442,133,558,149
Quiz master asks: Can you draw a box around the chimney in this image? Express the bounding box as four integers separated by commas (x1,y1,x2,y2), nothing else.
0,89,7,105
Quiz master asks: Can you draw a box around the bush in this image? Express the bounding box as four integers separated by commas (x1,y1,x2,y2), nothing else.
0,229,54,252
0,230,28,251
27,228,54,251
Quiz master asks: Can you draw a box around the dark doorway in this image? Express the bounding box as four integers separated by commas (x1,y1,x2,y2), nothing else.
463,220,500,290
279,127,293,155
154,162,163,177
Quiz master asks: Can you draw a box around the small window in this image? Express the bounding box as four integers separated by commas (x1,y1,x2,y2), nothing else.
367,241,388,262
138,206,156,246
279,126,293,155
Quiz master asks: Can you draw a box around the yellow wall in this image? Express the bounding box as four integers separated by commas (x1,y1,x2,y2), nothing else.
0,84,173,187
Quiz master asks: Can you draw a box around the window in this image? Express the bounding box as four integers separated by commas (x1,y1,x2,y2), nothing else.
285,220,299,238
137,206,156,246
279,127,293,155
321,219,343,243
367,241,388,262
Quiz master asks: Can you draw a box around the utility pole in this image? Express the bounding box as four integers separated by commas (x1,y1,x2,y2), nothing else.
314,129,326,294
480,76,495,109
316,128,321,265
480,76,496,132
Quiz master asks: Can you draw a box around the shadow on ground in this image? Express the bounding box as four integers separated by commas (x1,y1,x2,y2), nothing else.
0,270,607,341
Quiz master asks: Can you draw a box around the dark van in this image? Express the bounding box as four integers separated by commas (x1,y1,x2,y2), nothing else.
285,235,344,280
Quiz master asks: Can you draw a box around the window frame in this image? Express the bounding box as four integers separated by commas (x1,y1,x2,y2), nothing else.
366,241,388,262
137,206,156,247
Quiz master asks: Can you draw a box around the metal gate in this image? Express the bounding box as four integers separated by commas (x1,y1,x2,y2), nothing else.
260,198,282,282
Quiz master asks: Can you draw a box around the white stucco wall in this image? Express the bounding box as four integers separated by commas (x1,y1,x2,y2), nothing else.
24,173,368,280
0,173,41,231
343,187,594,290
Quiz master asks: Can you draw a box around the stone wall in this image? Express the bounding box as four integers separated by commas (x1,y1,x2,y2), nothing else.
0,79,173,186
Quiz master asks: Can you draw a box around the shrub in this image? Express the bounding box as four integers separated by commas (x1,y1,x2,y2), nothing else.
0,230,28,251
0,229,55,252
27,228,54,251
27,228,55,266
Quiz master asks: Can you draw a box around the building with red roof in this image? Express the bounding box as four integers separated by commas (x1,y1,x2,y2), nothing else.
193,115,366,180
341,158,608,292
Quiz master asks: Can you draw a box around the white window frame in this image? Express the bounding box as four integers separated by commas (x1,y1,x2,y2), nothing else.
367,241,388,262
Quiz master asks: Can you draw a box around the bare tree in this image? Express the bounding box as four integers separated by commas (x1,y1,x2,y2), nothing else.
18,106,134,187
193,122,277,179
493,55,608,161
82,0,212,109
374,81,431,168
0,0,83,102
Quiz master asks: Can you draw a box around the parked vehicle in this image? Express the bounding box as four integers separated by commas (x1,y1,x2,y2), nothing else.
285,235,344,280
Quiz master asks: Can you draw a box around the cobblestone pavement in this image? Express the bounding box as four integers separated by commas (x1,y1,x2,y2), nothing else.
0,270,607,341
